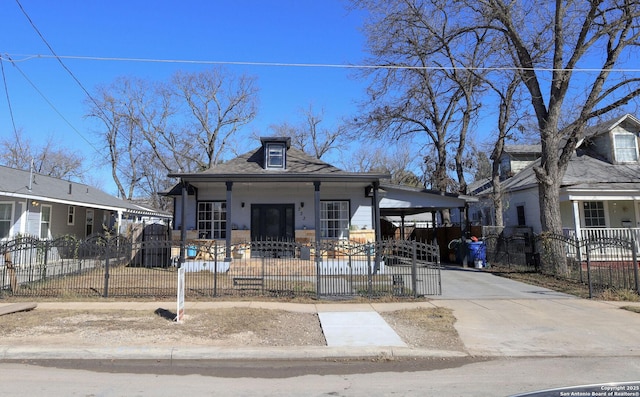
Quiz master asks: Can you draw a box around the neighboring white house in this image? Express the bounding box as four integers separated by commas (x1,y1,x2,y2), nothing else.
476,114,640,239
0,165,167,240
166,137,470,260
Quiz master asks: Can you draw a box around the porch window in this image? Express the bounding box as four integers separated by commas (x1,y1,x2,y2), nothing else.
614,133,638,163
320,201,349,239
40,205,51,239
0,203,12,239
198,201,226,239
583,201,606,227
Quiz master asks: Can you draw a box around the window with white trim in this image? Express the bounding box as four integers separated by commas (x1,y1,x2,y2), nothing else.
198,201,226,239
320,201,349,239
266,143,285,169
67,206,75,225
0,202,12,239
40,205,52,239
614,133,638,162
583,201,606,227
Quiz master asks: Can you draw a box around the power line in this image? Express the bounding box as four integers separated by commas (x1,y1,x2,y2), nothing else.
3,53,640,73
0,57,18,136
4,55,102,154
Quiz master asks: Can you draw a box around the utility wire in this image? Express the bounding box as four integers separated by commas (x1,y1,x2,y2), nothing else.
3,53,640,74
13,0,132,196
0,56,18,136
14,0,115,128
5,55,101,154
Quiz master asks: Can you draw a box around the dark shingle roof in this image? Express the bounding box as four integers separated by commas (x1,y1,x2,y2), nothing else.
503,144,542,155
0,165,163,215
169,145,390,182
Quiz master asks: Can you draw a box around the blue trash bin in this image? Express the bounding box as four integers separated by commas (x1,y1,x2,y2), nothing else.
186,246,197,258
468,241,486,268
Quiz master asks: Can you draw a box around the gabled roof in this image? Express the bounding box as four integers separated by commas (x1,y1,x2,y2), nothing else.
169,144,390,183
580,113,640,144
0,165,165,216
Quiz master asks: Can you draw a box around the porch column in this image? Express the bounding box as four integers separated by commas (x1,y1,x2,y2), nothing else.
372,182,382,244
572,200,582,240
400,213,406,240
225,181,233,261
314,181,321,245
179,180,188,266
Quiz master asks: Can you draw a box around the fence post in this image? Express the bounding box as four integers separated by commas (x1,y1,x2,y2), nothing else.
367,243,373,298
586,242,593,299
103,241,111,298
315,242,321,299
411,241,418,298
632,234,640,296
213,240,218,297
42,239,49,280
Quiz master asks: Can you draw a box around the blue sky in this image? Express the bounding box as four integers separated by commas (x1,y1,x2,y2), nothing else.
0,0,369,195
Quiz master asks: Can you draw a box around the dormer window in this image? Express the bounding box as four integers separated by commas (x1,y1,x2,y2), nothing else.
613,133,638,163
261,137,291,170
267,143,285,168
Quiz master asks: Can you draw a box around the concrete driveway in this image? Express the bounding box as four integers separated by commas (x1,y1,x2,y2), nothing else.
431,267,640,357
432,266,573,300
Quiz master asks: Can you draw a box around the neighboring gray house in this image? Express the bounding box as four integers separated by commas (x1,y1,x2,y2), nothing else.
0,165,166,240
167,137,469,260
480,114,640,239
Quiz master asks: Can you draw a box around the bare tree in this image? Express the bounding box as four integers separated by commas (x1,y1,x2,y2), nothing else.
341,140,424,187
475,1,640,232
269,105,345,160
350,0,489,196
466,1,640,273
0,129,84,180
87,67,259,205
88,77,147,200
172,68,259,170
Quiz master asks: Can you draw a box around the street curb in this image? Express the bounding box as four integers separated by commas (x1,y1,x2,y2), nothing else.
0,345,469,360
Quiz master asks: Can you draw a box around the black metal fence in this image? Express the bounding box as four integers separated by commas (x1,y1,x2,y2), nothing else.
484,232,640,297
1,236,441,299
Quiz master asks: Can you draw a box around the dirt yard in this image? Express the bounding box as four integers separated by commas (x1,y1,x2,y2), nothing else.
0,306,465,351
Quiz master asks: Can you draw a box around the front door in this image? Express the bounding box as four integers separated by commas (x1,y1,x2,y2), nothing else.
251,204,294,240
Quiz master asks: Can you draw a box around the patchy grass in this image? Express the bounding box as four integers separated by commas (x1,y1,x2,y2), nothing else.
488,265,640,301
621,305,640,314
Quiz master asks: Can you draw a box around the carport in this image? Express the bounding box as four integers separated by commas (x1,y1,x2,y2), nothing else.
378,184,475,238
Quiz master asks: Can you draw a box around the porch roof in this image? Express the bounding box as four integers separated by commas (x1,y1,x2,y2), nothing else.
378,184,473,216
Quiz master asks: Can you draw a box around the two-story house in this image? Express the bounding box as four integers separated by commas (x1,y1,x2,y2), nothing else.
497,114,640,239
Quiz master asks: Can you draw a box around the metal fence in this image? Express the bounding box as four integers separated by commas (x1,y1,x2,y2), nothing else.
484,232,640,297
1,236,441,299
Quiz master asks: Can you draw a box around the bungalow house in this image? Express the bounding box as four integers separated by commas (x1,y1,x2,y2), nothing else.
166,137,469,261
482,114,640,240
0,165,167,241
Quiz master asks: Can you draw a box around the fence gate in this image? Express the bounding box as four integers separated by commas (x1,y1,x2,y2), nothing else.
315,240,441,298
585,237,640,298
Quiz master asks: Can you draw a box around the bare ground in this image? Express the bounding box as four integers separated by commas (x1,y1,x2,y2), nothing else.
0,306,465,351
